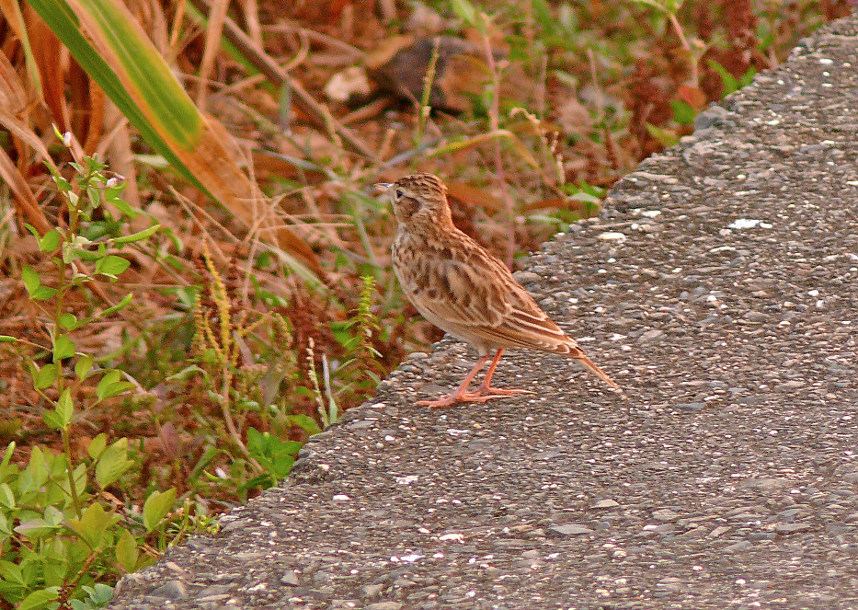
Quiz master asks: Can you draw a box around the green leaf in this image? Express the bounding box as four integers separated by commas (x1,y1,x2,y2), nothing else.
246,427,264,453
0,335,17,343
106,381,135,399
284,414,321,436
85,155,107,171
39,229,61,251
96,369,120,399
59,312,79,330
708,59,739,96
44,505,64,526
22,446,49,494
95,368,134,400
112,223,160,244
95,438,132,488
43,411,64,430
24,223,41,240
0,558,24,584
18,587,60,610
99,292,133,317
21,265,40,295
143,488,176,533
569,192,601,204
273,455,295,478
42,541,69,587
645,122,679,148
670,99,696,125
72,583,115,608
86,185,102,211
108,197,135,218
34,363,58,389
53,334,76,361
0,483,15,508
0,441,14,471
95,254,130,277
55,175,72,192
87,433,107,460
531,0,557,35
450,0,476,26
75,354,94,379
32,285,58,300
55,389,74,428
115,528,138,573
66,502,118,549
14,518,58,540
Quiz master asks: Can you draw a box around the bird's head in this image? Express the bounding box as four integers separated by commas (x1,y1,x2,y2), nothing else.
374,173,453,230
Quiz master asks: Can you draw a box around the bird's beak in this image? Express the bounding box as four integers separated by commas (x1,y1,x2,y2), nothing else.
373,182,392,195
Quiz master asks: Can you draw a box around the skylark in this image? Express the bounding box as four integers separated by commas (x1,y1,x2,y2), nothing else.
376,172,623,408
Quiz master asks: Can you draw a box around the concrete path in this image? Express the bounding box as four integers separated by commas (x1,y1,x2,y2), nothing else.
111,13,858,609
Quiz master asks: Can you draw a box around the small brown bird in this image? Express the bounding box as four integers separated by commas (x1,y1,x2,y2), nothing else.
376,173,623,408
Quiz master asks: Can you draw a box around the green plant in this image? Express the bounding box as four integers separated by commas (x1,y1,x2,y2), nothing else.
182,244,311,500
323,275,387,416
629,0,705,89
305,336,340,430
191,242,267,462
239,429,303,493
0,135,179,607
69,583,114,609
708,59,757,96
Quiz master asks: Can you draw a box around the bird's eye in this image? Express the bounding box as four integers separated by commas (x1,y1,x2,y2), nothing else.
394,189,404,200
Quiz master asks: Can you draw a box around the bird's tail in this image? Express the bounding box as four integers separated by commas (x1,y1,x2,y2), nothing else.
547,334,625,397
572,352,626,397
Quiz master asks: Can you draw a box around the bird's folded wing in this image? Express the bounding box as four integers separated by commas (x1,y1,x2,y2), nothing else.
407,257,508,326
413,256,577,352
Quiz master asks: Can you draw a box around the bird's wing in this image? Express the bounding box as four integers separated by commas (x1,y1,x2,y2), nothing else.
480,276,579,353
404,254,509,328
407,242,579,354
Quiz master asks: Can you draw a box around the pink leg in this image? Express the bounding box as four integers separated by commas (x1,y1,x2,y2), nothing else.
417,355,491,408
418,349,533,408
475,349,535,397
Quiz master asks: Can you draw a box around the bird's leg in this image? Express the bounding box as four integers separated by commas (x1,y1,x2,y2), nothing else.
475,349,535,397
417,350,536,408
417,355,491,408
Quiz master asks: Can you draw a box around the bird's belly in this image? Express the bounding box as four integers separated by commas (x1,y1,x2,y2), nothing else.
410,299,461,338
409,294,498,355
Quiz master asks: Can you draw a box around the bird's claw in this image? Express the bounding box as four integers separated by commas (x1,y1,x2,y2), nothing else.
417,387,534,408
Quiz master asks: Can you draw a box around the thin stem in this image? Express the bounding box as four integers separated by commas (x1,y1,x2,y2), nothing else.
218,368,263,473
481,14,515,269
667,11,699,88
62,427,82,518
415,37,441,145
58,180,81,517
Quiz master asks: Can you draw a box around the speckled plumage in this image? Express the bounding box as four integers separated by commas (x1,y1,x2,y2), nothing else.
377,173,622,407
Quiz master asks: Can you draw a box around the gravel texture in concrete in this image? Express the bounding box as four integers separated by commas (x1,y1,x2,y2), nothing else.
111,14,858,609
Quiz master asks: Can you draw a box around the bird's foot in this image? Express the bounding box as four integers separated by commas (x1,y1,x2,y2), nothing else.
417,387,534,408
477,386,536,397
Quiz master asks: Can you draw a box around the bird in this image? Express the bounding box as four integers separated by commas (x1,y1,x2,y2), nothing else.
375,172,624,408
